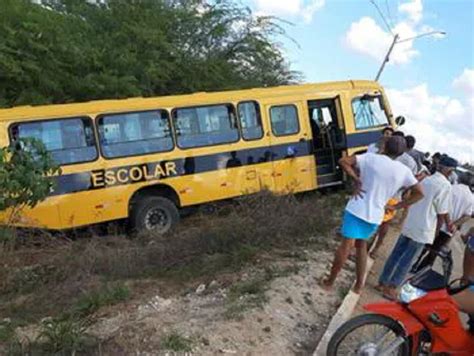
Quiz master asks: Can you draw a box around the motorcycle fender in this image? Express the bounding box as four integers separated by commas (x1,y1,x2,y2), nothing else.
364,302,425,335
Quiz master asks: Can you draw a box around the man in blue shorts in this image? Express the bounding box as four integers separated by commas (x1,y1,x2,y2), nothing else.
321,136,424,293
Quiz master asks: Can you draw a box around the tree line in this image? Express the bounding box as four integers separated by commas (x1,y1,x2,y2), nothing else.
0,0,300,108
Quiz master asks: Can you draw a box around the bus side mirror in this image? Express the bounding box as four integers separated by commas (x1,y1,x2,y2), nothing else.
395,116,406,126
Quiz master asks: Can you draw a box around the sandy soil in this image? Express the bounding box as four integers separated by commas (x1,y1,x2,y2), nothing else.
87,249,355,355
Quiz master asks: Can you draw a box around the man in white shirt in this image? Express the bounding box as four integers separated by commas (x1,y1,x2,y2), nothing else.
414,174,474,271
406,135,425,173
321,136,423,294
378,155,458,299
392,132,418,175
368,134,420,258
367,126,394,153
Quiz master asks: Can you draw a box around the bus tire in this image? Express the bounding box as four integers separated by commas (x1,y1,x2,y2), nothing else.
130,196,179,234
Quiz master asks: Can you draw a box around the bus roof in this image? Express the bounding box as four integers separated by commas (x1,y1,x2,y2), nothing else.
0,80,383,121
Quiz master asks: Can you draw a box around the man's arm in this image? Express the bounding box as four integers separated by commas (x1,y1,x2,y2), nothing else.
435,213,451,236
339,155,359,181
391,183,424,210
453,214,472,228
339,155,364,199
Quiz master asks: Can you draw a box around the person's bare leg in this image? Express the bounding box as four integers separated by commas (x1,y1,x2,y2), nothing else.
370,222,389,258
321,238,353,291
354,239,368,293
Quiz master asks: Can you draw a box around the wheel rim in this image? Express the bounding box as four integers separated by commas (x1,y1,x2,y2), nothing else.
144,207,171,233
336,323,404,355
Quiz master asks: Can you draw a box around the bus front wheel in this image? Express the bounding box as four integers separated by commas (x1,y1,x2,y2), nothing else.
130,196,179,234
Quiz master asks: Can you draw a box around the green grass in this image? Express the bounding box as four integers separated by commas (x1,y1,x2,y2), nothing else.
224,276,269,319
0,321,15,343
160,331,193,352
72,283,130,317
37,318,91,354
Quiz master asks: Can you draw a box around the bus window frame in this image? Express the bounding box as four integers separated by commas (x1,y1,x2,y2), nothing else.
8,115,100,167
269,104,301,137
171,102,240,150
237,100,264,142
96,108,175,160
351,94,390,131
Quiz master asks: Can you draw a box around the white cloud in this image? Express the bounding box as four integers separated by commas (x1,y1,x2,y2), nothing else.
345,0,442,65
344,17,419,64
453,68,474,98
253,0,324,24
398,0,423,24
387,82,474,164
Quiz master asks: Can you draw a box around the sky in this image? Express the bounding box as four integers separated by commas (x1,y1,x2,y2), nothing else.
245,0,474,164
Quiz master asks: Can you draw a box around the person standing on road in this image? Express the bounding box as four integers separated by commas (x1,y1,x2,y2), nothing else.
377,155,458,300
321,136,423,294
414,174,474,271
369,134,422,258
392,132,418,176
367,127,394,153
406,135,425,173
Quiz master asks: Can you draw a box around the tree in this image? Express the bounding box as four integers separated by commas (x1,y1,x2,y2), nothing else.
0,139,60,220
0,0,300,107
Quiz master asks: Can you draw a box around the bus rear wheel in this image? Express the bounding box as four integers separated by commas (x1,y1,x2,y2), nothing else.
130,196,179,234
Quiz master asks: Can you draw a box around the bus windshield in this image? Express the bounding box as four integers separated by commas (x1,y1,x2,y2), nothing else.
352,95,389,130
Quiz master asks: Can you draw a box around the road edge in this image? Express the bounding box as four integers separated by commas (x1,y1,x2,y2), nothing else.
313,258,375,356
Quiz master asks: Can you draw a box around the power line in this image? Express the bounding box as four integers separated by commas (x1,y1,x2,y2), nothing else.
369,0,394,35
384,0,395,29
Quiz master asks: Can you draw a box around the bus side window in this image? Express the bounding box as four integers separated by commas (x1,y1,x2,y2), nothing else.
12,117,98,166
270,105,300,136
172,104,239,149
238,101,263,140
97,110,174,159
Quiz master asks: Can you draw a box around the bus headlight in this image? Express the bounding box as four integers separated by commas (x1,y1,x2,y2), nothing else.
399,282,427,304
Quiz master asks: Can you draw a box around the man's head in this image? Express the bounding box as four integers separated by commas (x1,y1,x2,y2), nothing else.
405,135,416,150
438,155,458,178
382,127,395,137
384,136,407,158
432,152,442,162
392,131,405,138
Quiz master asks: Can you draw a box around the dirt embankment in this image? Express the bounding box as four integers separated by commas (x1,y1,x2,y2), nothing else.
0,192,354,355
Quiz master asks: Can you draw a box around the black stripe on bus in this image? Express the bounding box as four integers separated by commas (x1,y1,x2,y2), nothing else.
346,130,382,148
49,130,382,197
50,140,313,196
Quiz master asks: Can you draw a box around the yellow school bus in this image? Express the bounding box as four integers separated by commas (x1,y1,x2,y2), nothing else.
0,80,400,233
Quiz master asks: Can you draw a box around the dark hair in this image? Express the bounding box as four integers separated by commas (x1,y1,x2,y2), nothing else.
433,152,442,159
382,127,395,134
392,131,405,137
385,136,407,158
405,135,416,149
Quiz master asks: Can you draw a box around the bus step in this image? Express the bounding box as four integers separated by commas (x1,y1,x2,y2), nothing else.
317,172,343,187
316,164,335,175
316,155,333,165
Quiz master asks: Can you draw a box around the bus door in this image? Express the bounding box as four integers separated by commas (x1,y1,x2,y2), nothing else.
266,102,314,194
307,98,346,187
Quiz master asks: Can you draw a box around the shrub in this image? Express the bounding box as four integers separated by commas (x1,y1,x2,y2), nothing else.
0,138,60,214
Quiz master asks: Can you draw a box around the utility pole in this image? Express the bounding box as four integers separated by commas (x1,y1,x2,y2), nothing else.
375,34,399,82
375,31,446,82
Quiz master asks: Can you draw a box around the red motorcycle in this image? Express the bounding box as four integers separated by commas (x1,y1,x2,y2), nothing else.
327,252,474,355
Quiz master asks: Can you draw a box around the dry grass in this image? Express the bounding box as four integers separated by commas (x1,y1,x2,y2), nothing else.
0,190,345,343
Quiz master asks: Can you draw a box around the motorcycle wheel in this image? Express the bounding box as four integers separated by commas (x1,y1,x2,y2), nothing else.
327,314,410,356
